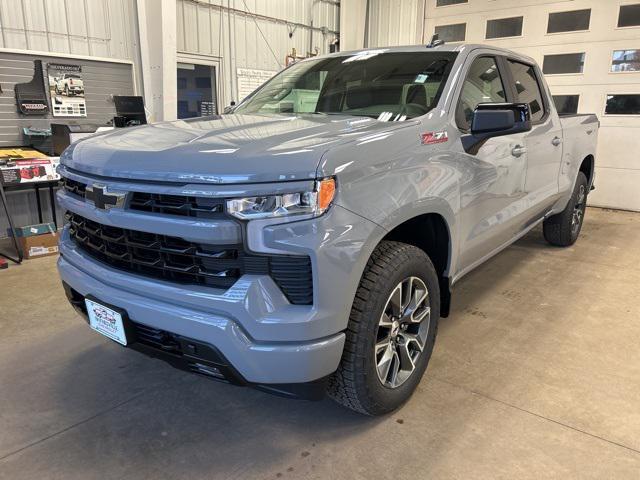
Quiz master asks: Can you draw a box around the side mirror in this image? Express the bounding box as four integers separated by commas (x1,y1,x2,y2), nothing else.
223,101,237,114
462,103,531,155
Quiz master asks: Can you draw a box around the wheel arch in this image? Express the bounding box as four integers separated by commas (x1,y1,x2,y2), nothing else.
379,210,454,317
580,154,595,190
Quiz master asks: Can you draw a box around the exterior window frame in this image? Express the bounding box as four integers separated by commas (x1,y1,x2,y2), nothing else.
542,52,586,76
546,9,591,34
552,94,580,115
617,3,640,29
485,16,524,40
610,48,640,73
435,0,468,7
502,56,551,126
603,93,640,116
434,22,467,42
454,54,513,133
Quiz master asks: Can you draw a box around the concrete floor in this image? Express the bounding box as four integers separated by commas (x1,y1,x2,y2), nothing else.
1,207,640,479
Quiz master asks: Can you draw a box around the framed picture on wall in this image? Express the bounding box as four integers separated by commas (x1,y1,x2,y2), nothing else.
47,63,87,117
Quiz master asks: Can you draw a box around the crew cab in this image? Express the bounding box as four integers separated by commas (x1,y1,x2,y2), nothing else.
57,43,598,415
55,73,84,96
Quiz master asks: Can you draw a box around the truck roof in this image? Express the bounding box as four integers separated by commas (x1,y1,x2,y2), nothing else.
322,43,537,65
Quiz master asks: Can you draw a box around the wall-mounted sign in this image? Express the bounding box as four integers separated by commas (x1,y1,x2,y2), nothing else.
47,63,87,117
14,60,49,116
237,68,276,101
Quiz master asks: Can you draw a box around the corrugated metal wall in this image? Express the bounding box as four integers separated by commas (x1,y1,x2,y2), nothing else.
339,0,423,51
0,52,135,149
366,0,423,48
0,52,135,236
0,0,139,61
176,0,340,105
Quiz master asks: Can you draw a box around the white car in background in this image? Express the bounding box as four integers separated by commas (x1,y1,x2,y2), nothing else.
54,73,84,96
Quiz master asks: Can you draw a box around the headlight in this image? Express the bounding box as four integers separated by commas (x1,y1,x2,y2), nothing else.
227,178,336,220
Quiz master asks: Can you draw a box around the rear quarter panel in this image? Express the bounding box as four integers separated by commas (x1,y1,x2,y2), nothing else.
558,114,599,201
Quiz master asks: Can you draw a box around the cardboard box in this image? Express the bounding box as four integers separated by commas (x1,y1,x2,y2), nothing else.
0,155,60,186
18,232,59,259
9,222,56,238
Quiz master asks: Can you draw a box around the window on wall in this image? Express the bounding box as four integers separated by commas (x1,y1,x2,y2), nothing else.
543,53,585,74
486,17,523,39
605,94,640,115
547,9,591,33
435,23,466,42
436,0,468,6
456,56,506,130
618,4,640,28
553,95,580,115
611,49,640,72
506,60,545,122
177,63,218,118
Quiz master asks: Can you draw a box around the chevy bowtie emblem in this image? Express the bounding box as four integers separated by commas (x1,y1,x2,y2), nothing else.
85,184,127,210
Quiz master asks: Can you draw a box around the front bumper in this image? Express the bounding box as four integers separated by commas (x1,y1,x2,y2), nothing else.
56,170,385,390
62,283,330,399
58,244,345,386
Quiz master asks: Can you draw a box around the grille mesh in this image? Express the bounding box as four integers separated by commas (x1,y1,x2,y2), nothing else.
62,177,87,197
66,212,313,304
129,192,226,219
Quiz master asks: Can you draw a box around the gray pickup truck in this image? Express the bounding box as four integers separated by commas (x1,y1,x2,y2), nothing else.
57,43,598,415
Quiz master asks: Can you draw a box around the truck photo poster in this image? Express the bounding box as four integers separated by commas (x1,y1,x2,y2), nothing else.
47,63,86,117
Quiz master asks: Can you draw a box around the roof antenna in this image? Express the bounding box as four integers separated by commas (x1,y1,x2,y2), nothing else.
426,33,445,48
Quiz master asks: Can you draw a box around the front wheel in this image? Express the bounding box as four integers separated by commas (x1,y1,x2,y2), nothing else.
543,172,588,247
327,241,439,415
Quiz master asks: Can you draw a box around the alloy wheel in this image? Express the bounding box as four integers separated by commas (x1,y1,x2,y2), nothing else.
572,184,587,236
375,276,431,388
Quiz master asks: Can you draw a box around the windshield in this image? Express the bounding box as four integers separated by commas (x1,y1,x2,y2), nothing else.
235,50,458,120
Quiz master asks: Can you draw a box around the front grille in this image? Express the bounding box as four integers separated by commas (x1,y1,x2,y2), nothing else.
129,192,225,220
62,177,87,198
66,212,313,304
133,322,183,355
63,177,226,220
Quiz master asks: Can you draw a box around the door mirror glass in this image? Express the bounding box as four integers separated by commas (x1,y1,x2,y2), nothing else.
471,108,515,133
463,103,531,154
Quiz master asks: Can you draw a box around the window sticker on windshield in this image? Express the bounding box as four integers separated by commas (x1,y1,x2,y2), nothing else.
415,74,429,83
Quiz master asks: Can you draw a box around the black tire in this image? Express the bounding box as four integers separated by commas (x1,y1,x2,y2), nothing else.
327,241,440,415
543,172,588,247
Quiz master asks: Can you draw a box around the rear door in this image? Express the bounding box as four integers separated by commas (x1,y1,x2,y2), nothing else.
454,54,529,274
503,59,563,221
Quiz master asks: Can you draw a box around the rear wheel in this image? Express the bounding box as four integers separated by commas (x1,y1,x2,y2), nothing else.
327,241,439,415
543,172,588,247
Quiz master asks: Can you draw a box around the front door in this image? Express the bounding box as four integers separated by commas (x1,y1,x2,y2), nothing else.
455,55,529,275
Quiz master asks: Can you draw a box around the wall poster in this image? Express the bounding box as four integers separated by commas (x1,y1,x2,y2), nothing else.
237,68,276,102
47,63,86,117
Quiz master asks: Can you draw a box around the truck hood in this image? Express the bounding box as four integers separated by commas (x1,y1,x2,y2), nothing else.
63,113,406,184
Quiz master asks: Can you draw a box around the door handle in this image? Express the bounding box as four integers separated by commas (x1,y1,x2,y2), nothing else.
552,136,562,146
511,145,526,157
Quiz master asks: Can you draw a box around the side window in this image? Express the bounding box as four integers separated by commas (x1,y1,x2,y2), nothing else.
456,56,506,131
506,60,546,122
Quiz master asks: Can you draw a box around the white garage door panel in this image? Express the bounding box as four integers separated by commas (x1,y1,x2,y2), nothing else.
595,126,640,170
589,167,640,212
